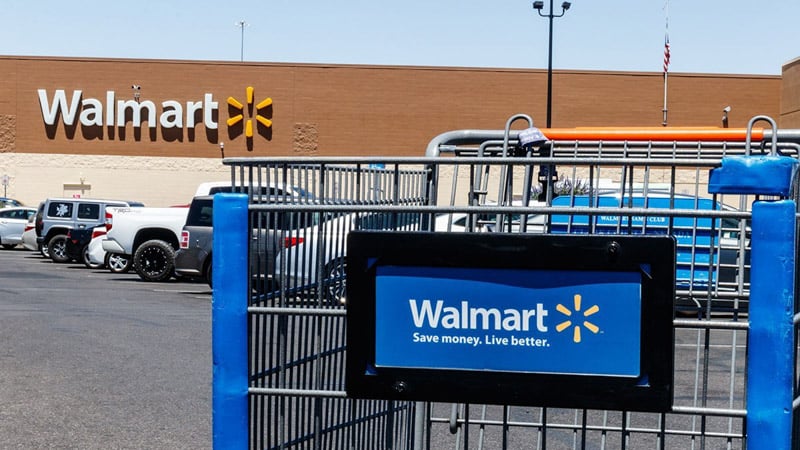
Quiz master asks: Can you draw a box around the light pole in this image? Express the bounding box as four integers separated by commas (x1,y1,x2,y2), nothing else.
236,20,249,61
533,1,571,128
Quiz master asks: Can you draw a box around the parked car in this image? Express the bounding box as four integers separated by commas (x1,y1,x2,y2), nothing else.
102,206,189,281
274,191,750,311
174,195,315,288
194,181,314,198
64,227,106,269
275,211,459,304
0,197,23,208
36,197,143,263
0,207,37,249
21,208,40,251
174,196,215,283
31,201,48,256
82,225,131,273
104,181,315,283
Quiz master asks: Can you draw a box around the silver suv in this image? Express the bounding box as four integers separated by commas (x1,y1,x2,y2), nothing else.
36,197,143,263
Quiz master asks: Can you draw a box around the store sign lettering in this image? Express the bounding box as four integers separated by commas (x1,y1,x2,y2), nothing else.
38,89,219,130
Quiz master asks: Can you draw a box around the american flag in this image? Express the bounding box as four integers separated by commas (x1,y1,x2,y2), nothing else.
663,35,671,73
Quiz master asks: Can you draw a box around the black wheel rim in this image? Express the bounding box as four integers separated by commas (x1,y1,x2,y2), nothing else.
140,247,168,277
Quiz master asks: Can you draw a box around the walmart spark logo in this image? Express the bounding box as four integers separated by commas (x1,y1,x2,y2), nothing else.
555,294,600,343
226,86,272,139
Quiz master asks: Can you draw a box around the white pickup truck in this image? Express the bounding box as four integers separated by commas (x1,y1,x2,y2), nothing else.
102,206,189,282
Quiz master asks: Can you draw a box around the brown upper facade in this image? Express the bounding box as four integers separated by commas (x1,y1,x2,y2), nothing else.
0,55,796,158
781,57,800,128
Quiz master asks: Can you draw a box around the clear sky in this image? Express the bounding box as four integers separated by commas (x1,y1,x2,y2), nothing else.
2,0,798,75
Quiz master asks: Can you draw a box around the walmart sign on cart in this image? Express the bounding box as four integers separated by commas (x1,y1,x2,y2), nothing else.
377,267,641,377
346,232,676,412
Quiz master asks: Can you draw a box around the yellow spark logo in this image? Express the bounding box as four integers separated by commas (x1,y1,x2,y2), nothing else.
226,86,272,138
555,294,600,343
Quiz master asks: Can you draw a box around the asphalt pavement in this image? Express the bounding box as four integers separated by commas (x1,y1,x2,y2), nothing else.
0,248,212,449
0,246,751,449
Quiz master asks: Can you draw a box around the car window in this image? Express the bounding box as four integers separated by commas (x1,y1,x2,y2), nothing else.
48,201,73,218
0,210,12,219
77,203,101,220
186,199,214,227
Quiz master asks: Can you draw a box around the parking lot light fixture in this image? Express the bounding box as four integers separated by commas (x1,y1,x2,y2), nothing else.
237,20,249,61
533,0,572,128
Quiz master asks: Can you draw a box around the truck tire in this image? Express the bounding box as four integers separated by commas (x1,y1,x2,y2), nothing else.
48,234,70,263
133,239,176,282
204,260,213,288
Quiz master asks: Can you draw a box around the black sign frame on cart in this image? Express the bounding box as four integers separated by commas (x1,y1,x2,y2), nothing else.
345,231,675,412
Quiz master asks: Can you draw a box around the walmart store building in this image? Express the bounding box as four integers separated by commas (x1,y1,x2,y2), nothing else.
1,55,799,206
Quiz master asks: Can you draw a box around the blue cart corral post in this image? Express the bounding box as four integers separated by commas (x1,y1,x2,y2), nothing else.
212,193,249,449
708,116,799,449
212,114,800,449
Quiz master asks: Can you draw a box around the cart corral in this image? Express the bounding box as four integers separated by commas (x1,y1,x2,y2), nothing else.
212,114,800,449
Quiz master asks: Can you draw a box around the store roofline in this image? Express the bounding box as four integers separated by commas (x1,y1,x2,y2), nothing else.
0,54,783,80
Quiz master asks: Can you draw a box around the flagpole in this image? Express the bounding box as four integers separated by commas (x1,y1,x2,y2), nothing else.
662,72,668,127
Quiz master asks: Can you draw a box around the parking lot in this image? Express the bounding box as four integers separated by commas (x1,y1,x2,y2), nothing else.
0,247,211,449
0,237,752,448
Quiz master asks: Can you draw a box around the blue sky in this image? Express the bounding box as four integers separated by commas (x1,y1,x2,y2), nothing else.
2,0,797,75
